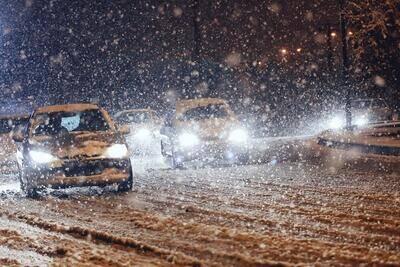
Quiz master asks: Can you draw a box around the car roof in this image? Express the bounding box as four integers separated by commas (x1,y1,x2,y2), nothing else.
0,114,30,120
176,98,228,114
35,103,100,114
114,108,155,117
352,98,384,103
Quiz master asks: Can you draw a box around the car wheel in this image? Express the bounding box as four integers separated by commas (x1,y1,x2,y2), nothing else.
117,168,133,193
238,153,250,165
161,141,167,157
172,151,184,169
25,187,39,198
19,170,39,198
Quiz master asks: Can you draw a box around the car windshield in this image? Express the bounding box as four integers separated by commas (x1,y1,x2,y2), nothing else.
117,112,151,124
352,99,386,109
181,104,228,121
370,99,387,108
0,117,29,134
32,109,109,136
351,101,371,109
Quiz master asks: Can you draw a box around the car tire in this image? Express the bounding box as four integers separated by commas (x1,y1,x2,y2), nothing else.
117,168,133,193
171,144,184,169
19,169,39,198
25,187,39,198
162,141,183,169
172,154,184,169
238,153,250,165
161,141,167,157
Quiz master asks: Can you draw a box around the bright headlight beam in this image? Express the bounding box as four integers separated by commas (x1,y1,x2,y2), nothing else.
29,150,57,164
354,115,368,126
104,144,129,159
328,115,345,130
228,128,248,143
178,132,199,148
135,128,151,139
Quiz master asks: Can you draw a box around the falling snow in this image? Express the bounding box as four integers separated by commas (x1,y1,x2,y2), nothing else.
0,0,399,265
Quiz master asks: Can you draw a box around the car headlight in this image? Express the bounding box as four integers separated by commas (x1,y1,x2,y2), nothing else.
104,144,129,159
328,115,345,130
135,128,152,140
178,132,199,148
354,115,368,126
228,128,248,143
29,150,58,164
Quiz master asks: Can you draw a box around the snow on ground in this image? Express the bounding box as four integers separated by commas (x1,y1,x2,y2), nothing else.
0,135,400,265
0,160,400,265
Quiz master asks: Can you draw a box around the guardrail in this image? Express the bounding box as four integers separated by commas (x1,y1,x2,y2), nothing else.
317,137,400,156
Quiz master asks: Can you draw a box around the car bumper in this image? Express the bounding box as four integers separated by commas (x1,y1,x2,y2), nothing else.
24,159,131,189
175,141,248,162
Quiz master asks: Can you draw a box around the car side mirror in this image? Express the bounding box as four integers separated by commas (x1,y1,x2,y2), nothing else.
119,124,130,135
11,125,25,142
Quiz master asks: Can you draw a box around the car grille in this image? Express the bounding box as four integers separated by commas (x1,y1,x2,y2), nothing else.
64,161,107,177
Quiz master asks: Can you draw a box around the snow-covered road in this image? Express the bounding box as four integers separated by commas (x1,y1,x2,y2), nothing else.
0,159,400,265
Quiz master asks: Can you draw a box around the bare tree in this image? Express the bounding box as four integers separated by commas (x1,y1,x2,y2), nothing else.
347,0,400,88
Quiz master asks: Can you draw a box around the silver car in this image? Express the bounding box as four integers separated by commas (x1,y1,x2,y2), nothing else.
114,109,161,155
161,98,249,168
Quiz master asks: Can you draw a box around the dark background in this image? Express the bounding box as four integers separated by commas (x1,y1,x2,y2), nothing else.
0,0,397,134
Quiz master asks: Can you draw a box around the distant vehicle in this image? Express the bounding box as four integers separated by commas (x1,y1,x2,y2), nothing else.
12,103,133,197
0,115,29,134
114,109,162,155
160,98,249,168
327,98,397,129
0,115,29,169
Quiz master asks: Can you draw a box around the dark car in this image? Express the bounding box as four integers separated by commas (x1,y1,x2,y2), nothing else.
12,103,133,197
0,115,29,134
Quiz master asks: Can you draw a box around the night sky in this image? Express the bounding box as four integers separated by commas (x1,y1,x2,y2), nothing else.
0,0,338,112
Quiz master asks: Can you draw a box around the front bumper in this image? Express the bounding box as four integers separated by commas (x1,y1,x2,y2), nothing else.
175,140,248,162
24,159,131,189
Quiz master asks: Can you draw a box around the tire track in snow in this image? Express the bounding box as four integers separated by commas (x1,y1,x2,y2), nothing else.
1,162,400,265
0,210,202,267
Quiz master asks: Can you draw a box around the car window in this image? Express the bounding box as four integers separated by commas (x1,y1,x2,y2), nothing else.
0,117,28,134
352,100,387,109
117,112,151,124
31,109,109,136
181,104,228,121
371,99,387,108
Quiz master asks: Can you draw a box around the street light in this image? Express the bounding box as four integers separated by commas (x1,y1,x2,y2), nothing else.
339,0,352,128
330,32,337,37
296,48,302,53
280,48,288,55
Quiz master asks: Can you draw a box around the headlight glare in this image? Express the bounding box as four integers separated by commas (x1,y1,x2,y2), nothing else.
178,132,199,148
228,128,248,143
328,115,345,129
135,128,151,139
354,115,368,126
29,150,57,164
104,144,129,158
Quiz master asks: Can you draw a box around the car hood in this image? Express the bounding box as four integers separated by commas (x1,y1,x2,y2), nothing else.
28,132,123,159
124,122,159,133
175,118,237,140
